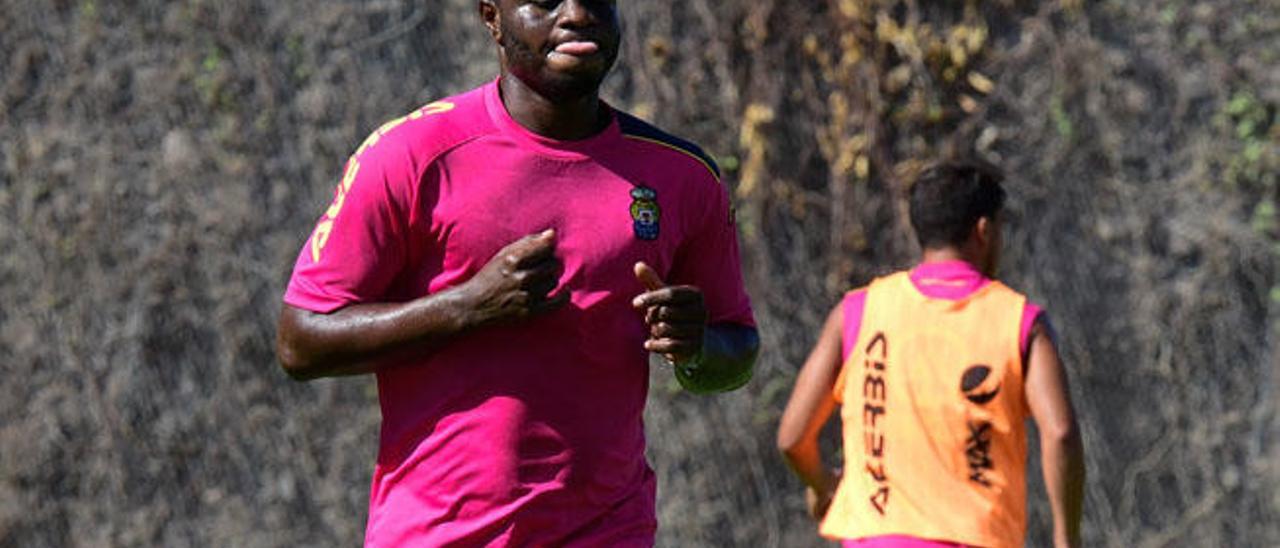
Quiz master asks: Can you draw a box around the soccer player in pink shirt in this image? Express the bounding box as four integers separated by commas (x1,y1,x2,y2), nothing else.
275,1,758,546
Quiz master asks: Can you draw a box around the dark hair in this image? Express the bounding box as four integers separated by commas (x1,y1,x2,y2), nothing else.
908,160,1006,249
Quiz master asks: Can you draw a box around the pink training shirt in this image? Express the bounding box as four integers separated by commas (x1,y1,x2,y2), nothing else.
285,80,754,547
838,260,1043,548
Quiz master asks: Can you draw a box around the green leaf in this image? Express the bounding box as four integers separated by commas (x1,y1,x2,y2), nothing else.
1252,201,1277,234
1227,92,1254,117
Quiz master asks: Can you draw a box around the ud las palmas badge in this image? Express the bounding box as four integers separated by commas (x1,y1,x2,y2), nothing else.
630,187,660,240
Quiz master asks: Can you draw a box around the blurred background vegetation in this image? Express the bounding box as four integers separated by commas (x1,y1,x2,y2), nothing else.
1,0,1277,546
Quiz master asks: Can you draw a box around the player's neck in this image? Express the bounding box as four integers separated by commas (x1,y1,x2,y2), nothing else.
498,73,607,141
920,246,998,278
920,247,978,269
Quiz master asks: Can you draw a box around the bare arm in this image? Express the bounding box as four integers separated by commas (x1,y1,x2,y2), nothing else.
776,304,843,520
277,294,470,381
1025,319,1086,548
276,229,569,381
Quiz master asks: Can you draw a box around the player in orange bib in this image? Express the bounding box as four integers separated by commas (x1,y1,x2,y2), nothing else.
777,161,1085,548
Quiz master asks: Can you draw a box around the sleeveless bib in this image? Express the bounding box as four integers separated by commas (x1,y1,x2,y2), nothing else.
822,272,1029,548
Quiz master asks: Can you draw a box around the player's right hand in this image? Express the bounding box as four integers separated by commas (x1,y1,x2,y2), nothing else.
460,229,569,326
806,467,841,521
806,484,835,521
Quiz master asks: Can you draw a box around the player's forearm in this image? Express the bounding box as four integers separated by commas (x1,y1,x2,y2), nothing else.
779,436,836,494
276,289,481,381
674,323,759,394
1041,423,1085,548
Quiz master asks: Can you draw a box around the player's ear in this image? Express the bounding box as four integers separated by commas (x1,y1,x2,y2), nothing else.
977,215,1003,276
479,0,502,42
974,216,992,247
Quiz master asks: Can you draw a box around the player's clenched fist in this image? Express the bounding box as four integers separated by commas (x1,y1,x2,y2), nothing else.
631,261,707,364
460,229,569,326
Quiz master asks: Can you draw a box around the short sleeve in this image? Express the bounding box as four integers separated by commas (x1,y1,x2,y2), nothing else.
283,136,418,313
840,289,868,363
1019,302,1046,362
666,177,755,327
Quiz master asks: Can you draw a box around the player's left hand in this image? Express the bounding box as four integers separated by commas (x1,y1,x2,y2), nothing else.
632,262,707,364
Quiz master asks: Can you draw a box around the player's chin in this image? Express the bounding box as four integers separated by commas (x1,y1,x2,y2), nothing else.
546,48,610,69
536,71,609,103
544,51,615,84
544,60,611,86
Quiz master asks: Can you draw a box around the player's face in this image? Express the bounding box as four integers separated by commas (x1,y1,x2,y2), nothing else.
484,0,621,102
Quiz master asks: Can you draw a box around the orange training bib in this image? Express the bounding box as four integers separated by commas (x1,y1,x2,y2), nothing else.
822,272,1029,547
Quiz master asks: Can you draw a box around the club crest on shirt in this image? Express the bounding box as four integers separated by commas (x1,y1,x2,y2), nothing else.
630,187,660,240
